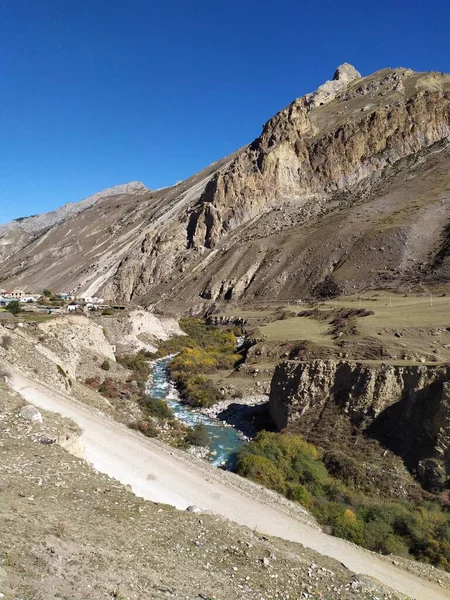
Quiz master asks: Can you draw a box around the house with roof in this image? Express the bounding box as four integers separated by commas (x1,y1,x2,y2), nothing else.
4,290,25,299
67,301,82,312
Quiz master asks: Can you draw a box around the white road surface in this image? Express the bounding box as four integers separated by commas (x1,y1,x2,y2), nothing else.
9,371,450,600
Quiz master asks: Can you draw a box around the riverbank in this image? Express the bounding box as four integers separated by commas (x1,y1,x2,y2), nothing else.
198,394,270,438
148,357,249,466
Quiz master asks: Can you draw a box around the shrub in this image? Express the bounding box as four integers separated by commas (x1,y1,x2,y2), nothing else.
128,420,158,438
100,359,110,371
1,335,12,350
237,454,286,493
185,424,211,447
98,377,120,399
85,376,100,388
160,318,241,407
313,274,342,299
139,395,173,419
6,301,21,315
42,289,52,297
235,431,450,569
117,352,151,389
102,308,114,315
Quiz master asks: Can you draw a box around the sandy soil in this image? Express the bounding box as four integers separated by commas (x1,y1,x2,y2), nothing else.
9,369,450,600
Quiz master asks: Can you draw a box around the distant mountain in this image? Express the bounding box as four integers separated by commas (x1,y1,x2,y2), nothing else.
0,182,148,265
0,64,449,305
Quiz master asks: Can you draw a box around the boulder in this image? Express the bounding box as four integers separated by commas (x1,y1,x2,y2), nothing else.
19,404,43,423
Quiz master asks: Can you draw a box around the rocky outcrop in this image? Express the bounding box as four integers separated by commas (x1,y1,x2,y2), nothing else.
188,68,450,250
269,359,450,491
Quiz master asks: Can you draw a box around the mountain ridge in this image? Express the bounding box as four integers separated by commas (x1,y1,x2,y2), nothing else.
1,64,449,307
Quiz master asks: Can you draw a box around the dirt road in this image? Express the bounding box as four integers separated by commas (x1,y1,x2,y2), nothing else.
10,371,450,600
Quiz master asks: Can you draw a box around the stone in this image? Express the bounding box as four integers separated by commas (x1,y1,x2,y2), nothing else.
19,405,43,423
185,505,203,513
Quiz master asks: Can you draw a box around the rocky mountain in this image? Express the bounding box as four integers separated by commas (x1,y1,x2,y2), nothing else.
1,64,449,307
0,181,148,265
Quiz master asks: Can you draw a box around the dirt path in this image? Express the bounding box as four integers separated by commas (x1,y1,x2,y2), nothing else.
9,371,450,600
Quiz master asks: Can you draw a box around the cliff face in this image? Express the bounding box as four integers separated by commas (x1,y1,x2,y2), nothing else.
187,68,450,249
269,360,450,491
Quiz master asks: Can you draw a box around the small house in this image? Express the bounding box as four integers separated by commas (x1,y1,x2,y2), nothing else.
67,302,81,312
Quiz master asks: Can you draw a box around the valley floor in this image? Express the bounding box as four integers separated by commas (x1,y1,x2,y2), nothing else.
9,369,450,600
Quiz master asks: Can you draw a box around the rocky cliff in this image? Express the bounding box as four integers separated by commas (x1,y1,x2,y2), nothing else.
269,359,450,492
1,65,450,308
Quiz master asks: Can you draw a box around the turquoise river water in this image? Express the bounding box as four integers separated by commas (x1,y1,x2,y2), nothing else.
148,357,247,467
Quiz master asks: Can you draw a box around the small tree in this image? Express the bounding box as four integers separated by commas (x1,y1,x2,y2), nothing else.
42,289,52,298
6,301,21,315
100,359,111,371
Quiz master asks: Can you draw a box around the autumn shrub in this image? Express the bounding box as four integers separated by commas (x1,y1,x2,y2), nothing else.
98,377,120,399
157,319,241,407
128,419,158,438
85,376,100,388
236,431,450,569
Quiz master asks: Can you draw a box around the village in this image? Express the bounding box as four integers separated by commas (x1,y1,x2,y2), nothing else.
0,288,122,316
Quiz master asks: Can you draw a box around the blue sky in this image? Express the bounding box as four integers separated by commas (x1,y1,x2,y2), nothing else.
1,0,449,223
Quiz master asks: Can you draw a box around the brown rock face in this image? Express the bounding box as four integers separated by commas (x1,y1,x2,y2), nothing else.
269,359,450,492
188,69,450,250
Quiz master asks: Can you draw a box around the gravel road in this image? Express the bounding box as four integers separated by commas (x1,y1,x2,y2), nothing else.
10,371,450,600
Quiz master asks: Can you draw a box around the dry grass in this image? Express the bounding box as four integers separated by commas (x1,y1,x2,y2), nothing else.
257,316,334,345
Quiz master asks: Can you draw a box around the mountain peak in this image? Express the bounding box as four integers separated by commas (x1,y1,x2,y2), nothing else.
332,63,361,83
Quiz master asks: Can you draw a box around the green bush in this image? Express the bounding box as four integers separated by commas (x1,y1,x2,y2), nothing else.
100,359,110,371
6,301,21,315
117,352,151,389
102,308,114,315
139,395,173,420
185,424,211,447
236,431,450,570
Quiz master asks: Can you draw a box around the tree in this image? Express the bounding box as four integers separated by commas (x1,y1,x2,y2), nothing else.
42,289,52,298
6,301,21,315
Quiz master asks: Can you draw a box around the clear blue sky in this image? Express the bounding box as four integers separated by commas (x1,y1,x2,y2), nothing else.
1,0,449,223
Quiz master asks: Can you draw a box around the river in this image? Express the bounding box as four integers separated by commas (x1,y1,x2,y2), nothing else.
148,357,247,467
